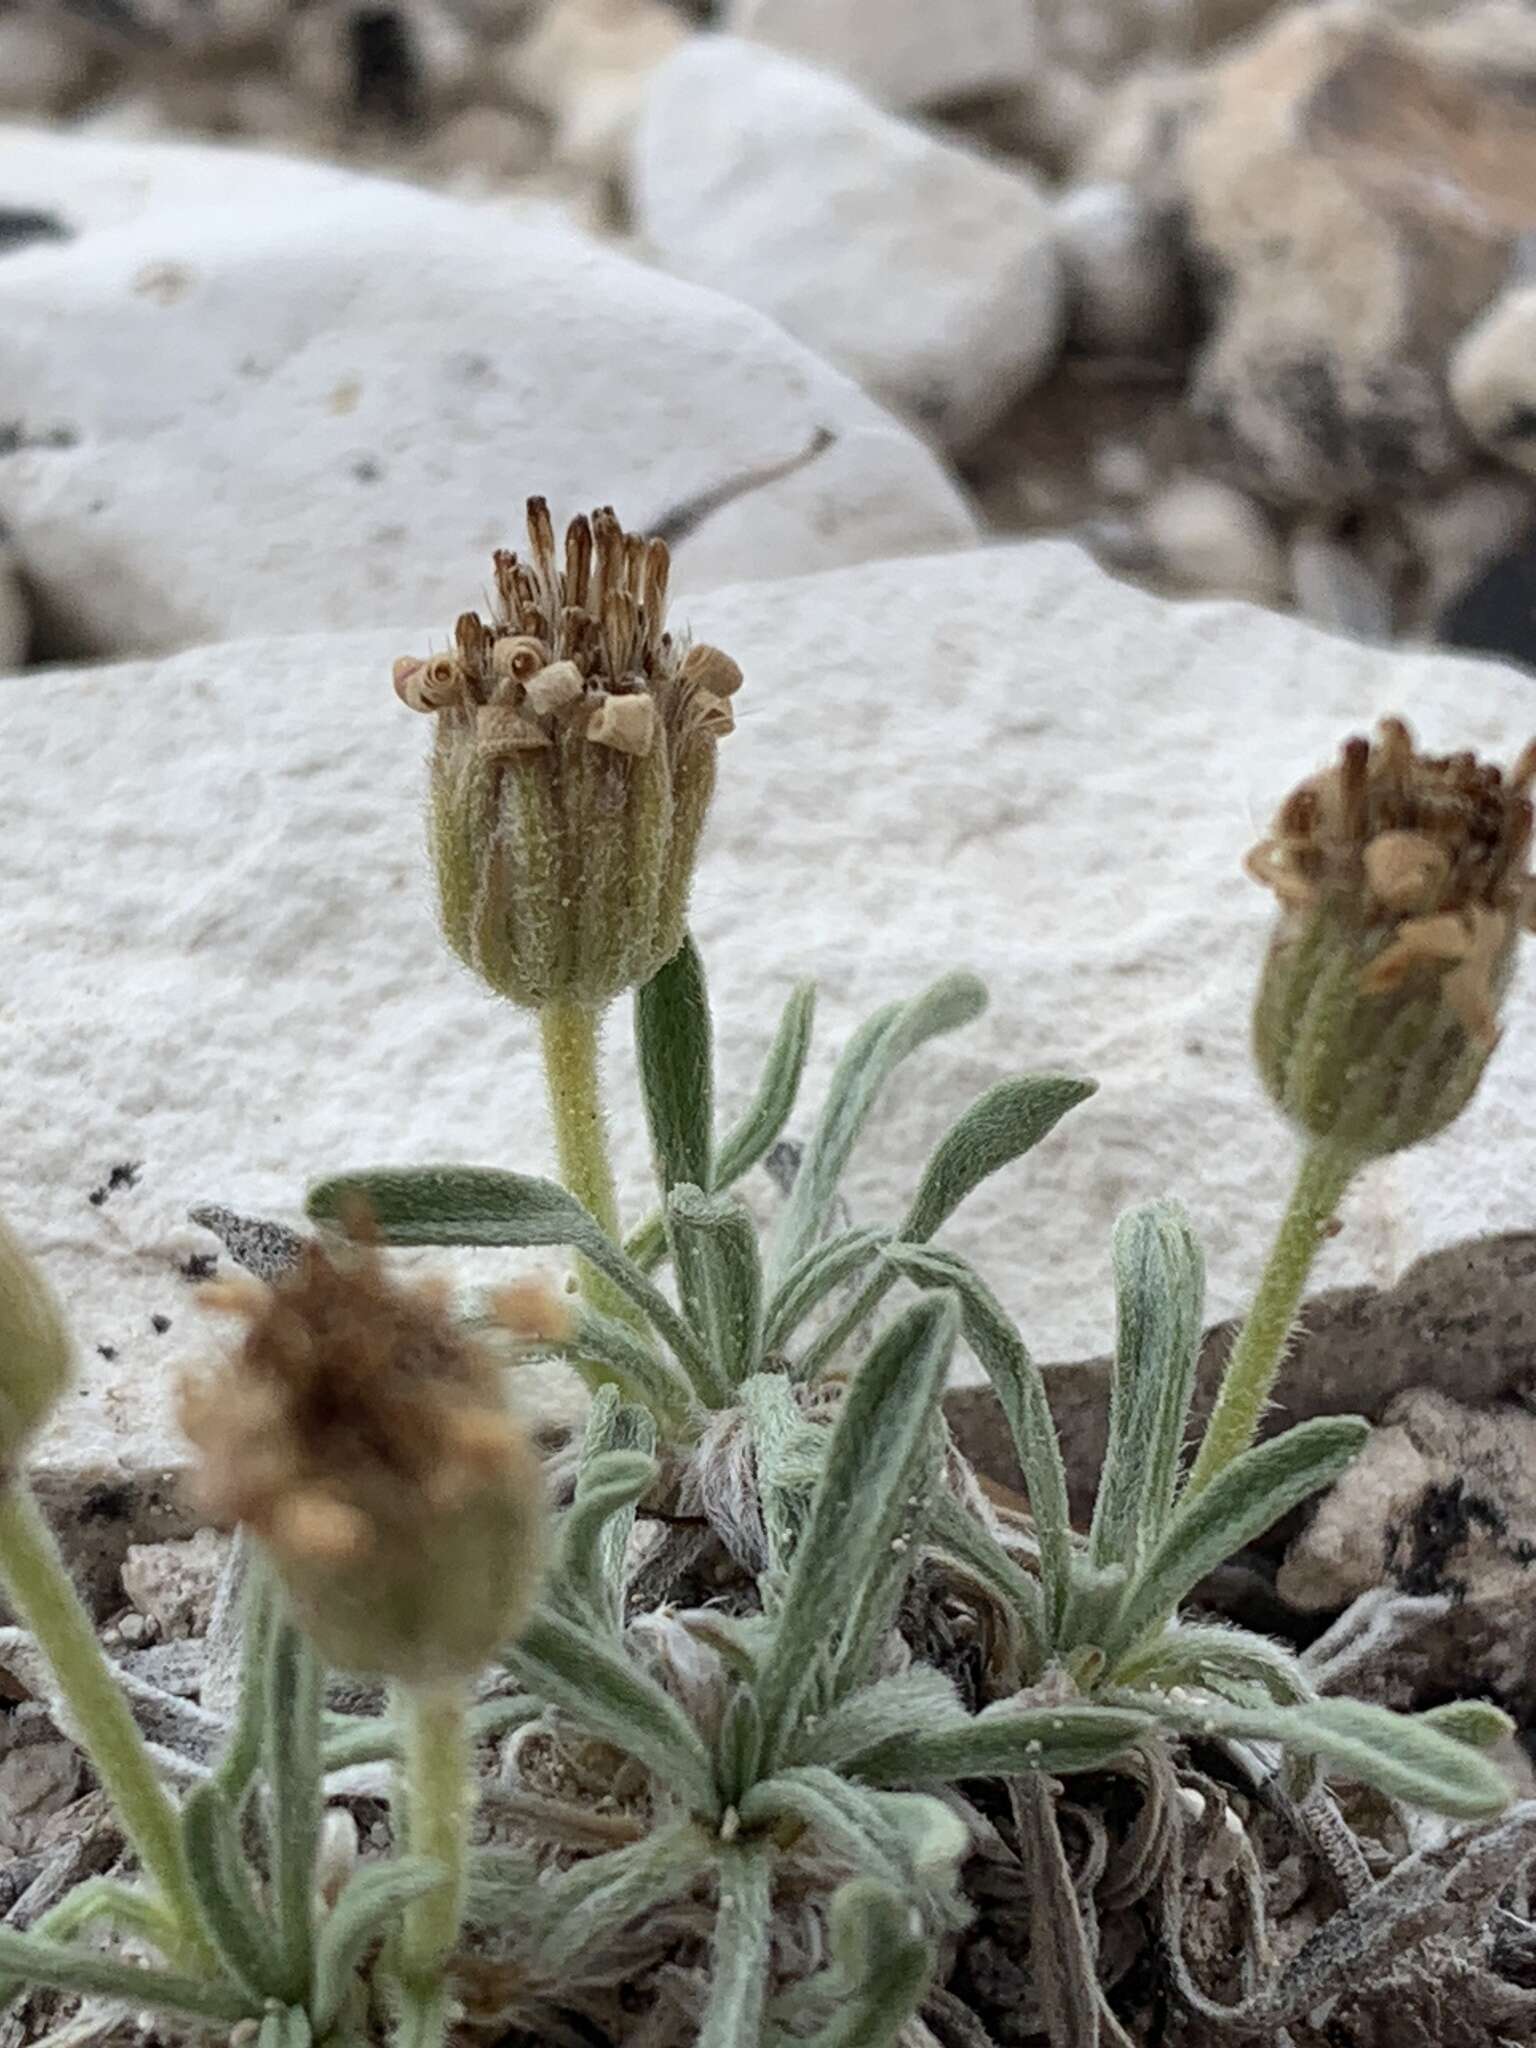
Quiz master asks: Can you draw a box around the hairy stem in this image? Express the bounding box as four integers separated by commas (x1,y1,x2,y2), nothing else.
1185,1141,1359,1496
0,1481,209,1963
395,1681,472,2041
539,1000,643,1328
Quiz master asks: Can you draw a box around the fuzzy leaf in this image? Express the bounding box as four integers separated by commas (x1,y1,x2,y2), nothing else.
636,936,714,1196
752,1294,959,1765
739,1768,966,1893
1147,1695,1513,1820
790,1668,966,1772
579,1388,657,1621
1088,1201,1204,1571
844,1700,1153,1786
714,979,818,1190
507,1610,719,1816
554,1304,702,1434
519,1821,714,1976
555,1447,659,1638
715,1689,766,1808
768,973,986,1284
785,1880,934,2048
214,1548,274,1808
264,1617,323,2003
668,1185,764,1390
741,1372,829,1574
698,1846,774,2048
0,1927,257,2027
1112,1623,1312,1707
902,1076,1097,1245
794,1075,1094,1383
307,1166,712,1385
310,1860,441,2034
886,1244,1073,1638
1101,1417,1368,1663
923,1486,1047,1678
180,1781,286,2000
1418,1700,1516,1751
257,2008,313,2048
763,1226,889,1353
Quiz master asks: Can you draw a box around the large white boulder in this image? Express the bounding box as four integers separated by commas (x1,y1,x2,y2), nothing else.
724,0,1041,111
634,38,1064,454
0,126,975,659
7,541,1536,1525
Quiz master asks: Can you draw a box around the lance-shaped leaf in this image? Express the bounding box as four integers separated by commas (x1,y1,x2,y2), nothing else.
1144,1694,1513,1820
1088,1200,1204,1573
310,1859,441,2035
714,979,818,1191
752,1293,959,1766
577,1388,657,1625
506,1610,719,1816
763,1226,888,1353
180,1781,286,1999
795,1074,1092,1380
741,1371,829,1574
264,1617,323,2002
778,1880,934,2048
739,1768,966,1894
887,1244,1074,1638
1418,1700,1515,1751
923,1486,1047,1681
1112,1623,1313,1708
768,972,986,1285
698,1846,774,2048
256,2008,313,2048
553,1447,658,1638
789,1668,965,1773
517,1821,715,1975
0,1926,257,2027
544,1302,702,1434
306,1166,712,1386
636,936,714,1197
627,978,817,1274
668,1185,764,1390
1100,1416,1368,1666
214,1544,274,1810
842,1699,1153,1786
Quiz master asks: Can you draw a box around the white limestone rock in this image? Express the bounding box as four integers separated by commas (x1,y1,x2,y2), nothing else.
1450,286,1536,477
0,127,974,660
495,0,689,179
723,0,1040,111
9,543,1536,1526
634,38,1064,453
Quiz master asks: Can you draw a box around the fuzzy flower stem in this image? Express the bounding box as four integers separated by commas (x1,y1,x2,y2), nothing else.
539,1000,643,1329
1185,1140,1360,1497
0,1481,209,1964
395,1680,472,2038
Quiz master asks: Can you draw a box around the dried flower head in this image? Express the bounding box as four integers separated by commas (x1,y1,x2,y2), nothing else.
181,1232,545,1683
1248,718,1536,1155
0,1218,73,1478
395,497,741,1011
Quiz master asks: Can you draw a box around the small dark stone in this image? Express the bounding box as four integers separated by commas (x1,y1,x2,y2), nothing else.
349,6,421,125
150,1314,171,1335
79,1483,133,1523
1439,526,1536,675
1500,405,1536,441
178,1252,217,1283
0,209,70,258
351,456,383,483
95,1344,117,1362
107,1162,141,1191
87,1188,108,1208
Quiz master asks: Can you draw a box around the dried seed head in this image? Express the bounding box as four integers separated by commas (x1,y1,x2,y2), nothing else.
0,1219,73,1477
180,1234,546,1683
395,497,740,1010
1249,719,1536,1156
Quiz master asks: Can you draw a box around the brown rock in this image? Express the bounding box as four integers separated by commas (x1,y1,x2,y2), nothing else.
1179,7,1531,508
944,1231,1536,1529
